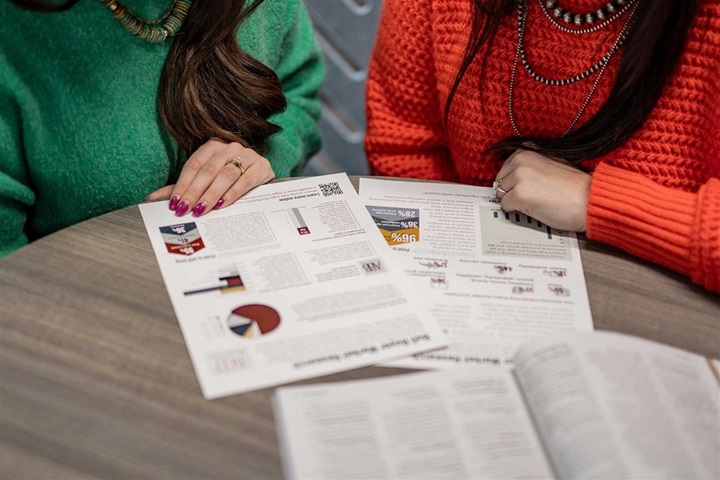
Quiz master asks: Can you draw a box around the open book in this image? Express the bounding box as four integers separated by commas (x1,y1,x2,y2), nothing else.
274,332,720,479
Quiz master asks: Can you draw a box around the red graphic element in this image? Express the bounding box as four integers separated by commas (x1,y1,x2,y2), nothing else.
228,304,281,338
166,238,205,256
160,222,205,256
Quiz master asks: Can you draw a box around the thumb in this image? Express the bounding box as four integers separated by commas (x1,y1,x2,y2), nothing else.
146,184,176,202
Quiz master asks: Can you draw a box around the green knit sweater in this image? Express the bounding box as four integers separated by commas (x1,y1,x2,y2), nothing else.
0,0,324,257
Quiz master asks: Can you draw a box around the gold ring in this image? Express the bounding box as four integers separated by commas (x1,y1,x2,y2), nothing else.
225,156,245,176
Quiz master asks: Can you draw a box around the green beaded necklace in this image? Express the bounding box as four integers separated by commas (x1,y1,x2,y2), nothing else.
100,0,192,43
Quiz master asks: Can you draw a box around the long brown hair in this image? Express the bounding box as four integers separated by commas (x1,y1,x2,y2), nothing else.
446,0,700,162
10,0,287,155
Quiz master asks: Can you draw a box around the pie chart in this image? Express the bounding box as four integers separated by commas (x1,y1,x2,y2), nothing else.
228,304,281,338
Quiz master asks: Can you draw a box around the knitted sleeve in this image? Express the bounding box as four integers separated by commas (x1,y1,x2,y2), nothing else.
0,70,34,258
586,3,720,292
364,0,457,181
264,0,324,178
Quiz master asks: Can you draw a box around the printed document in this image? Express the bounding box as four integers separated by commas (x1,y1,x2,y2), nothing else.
140,174,447,398
359,178,593,368
275,332,720,480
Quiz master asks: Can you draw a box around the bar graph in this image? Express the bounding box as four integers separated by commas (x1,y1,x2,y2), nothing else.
480,207,572,261
492,210,553,240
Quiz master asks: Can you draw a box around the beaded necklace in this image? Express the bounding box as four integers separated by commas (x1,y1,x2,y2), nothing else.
508,0,639,137
539,0,636,34
100,0,192,43
544,0,631,27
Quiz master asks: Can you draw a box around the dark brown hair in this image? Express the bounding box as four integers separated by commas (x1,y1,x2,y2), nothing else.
446,0,700,162
10,0,287,155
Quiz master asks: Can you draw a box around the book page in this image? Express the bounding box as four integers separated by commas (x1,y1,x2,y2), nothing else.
359,178,593,368
139,174,447,398
514,332,720,479
274,368,555,479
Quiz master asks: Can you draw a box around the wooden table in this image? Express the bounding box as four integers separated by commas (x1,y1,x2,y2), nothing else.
2,177,718,479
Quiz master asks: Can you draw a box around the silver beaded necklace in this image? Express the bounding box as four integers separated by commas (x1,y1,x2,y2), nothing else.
542,0,634,32
508,0,640,137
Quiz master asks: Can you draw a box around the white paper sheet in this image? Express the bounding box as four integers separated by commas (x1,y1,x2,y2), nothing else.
140,174,447,398
275,331,718,480
514,332,720,479
274,368,555,480
359,178,593,368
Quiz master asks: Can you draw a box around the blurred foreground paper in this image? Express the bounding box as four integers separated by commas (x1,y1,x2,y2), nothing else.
274,332,720,479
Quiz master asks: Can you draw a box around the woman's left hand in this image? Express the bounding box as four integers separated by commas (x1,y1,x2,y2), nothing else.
147,138,276,217
494,149,591,232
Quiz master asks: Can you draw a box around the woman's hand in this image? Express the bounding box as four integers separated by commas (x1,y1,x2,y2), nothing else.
147,138,276,217
494,149,591,232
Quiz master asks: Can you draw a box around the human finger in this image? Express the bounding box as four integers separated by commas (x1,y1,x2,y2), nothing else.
146,184,175,202
174,148,247,217
493,150,524,199
213,152,276,210
187,154,249,217
167,141,218,213
499,187,531,219
499,153,552,221
495,168,522,200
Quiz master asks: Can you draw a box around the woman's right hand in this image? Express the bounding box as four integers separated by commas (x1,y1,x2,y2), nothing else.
146,137,276,217
494,149,591,232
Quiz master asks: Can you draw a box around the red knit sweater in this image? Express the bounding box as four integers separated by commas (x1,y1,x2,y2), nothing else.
365,0,720,292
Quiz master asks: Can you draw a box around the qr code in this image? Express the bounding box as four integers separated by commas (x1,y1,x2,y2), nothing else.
319,182,343,197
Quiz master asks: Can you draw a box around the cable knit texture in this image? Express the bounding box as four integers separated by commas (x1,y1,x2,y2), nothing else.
366,0,720,292
0,0,324,257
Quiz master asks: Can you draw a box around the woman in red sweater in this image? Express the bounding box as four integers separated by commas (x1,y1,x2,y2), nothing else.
365,0,719,292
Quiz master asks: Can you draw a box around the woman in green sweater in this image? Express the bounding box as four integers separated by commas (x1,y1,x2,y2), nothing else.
0,0,324,257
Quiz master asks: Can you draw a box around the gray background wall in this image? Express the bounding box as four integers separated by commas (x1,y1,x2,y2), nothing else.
302,0,383,176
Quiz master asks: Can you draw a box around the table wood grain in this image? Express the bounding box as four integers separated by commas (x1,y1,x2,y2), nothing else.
1,176,718,479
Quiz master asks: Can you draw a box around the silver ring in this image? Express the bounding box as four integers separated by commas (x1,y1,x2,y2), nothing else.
493,178,507,196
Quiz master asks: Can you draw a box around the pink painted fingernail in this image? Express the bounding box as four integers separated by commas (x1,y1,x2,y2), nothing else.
175,201,189,217
192,201,207,217
214,197,225,209
169,195,181,211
